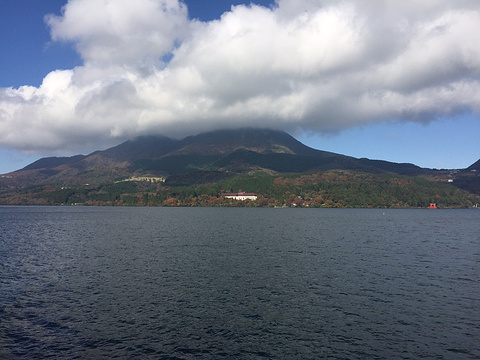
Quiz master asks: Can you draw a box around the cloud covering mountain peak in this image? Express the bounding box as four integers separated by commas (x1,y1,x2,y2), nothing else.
1,0,480,153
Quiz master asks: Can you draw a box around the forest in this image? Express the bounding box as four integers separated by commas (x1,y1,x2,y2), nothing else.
3,170,478,208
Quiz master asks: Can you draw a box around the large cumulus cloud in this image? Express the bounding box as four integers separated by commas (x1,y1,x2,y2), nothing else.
1,0,480,152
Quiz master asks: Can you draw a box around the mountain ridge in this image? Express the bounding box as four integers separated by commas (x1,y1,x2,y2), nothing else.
1,128,478,194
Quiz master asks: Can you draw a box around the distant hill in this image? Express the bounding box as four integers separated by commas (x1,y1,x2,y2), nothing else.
21,155,87,171
452,159,480,194
1,128,479,200
467,159,480,171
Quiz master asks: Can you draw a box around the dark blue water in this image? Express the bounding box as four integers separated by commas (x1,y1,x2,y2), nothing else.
1,207,479,359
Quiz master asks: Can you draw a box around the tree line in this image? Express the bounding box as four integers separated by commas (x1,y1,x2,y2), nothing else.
1,170,478,208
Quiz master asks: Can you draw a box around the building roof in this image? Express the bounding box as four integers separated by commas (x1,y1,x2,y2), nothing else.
221,189,257,197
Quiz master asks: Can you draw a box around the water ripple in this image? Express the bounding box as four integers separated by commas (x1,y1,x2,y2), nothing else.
1,207,479,359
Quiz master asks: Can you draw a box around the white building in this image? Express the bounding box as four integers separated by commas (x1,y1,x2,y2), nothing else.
222,189,257,201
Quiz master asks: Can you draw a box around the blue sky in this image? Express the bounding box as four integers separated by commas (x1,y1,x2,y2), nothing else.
1,0,479,173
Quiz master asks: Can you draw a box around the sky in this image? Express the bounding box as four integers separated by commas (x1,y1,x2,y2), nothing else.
1,0,479,174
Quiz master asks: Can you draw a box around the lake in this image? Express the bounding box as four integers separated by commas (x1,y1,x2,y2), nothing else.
1,207,479,359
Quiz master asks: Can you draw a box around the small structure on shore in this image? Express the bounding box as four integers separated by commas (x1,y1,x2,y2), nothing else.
116,176,165,183
222,189,257,201
429,203,437,209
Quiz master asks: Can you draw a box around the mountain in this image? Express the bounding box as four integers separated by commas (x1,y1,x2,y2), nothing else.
22,154,87,171
1,128,479,206
1,128,432,187
109,128,435,178
1,128,478,195
451,159,480,194
467,159,480,172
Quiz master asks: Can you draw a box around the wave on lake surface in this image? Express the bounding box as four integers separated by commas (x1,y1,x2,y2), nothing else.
1,207,479,359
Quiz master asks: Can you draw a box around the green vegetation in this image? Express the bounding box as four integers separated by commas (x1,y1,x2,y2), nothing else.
134,155,220,173
133,150,349,174
213,150,324,172
2,170,478,208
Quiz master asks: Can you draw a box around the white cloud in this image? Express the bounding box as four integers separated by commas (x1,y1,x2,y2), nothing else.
0,0,479,153
45,0,189,68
